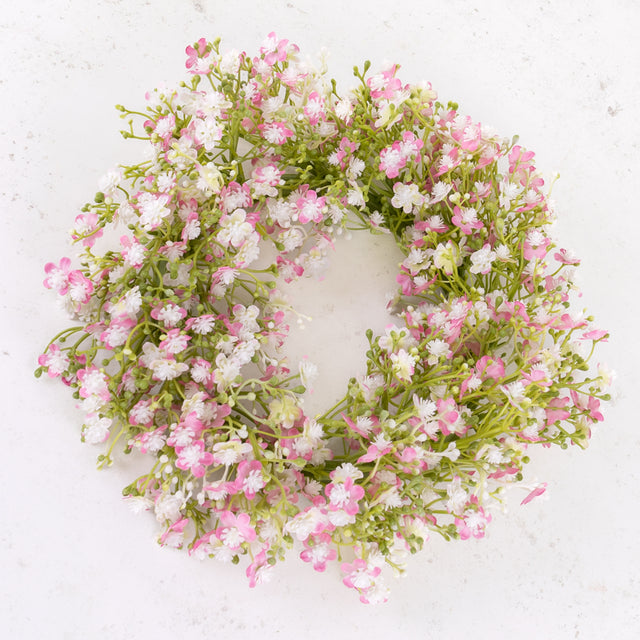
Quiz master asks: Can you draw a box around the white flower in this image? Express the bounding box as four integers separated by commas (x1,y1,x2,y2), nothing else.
279,227,304,252
391,182,424,213
299,360,318,390
138,192,172,230
429,182,452,204
446,477,468,515
156,304,184,327
347,188,365,208
194,116,223,151
331,463,364,483
596,363,616,392
98,169,122,195
498,179,523,208
495,244,511,261
217,209,253,248
502,381,527,408
469,245,497,274
378,325,416,353
83,415,111,444
213,353,242,389
390,349,417,382
433,241,462,275
234,233,260,266
151,358,189,381
413,394,437,421
267,198,296,227
121,286,142,315
154,491,185,523
369,211,386,229
426,339,451,365
403,247,428,274
190,315,217,335
358,374,384,403
286,507,330,541
126,496,153,515
346,158,365,180
355,416,374,436
334,98,354,120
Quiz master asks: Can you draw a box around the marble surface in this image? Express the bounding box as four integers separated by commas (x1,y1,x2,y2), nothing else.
1,1,638,638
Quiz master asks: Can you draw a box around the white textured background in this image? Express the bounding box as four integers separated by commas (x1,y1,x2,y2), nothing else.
1,1,638,638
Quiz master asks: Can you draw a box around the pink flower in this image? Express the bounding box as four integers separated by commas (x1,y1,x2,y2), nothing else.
455,501,491,539
451,116,482,152
523,236,551,260
334,137,358,169
356,432,392,463
581,328,609,341
522,367,551,387
260,32,296,66
545,396,571,426
251,163,284,196
77,366,110,403
175,439,213,477
437,397,468,436
341,558,383,603
554,248,581,265
325,476,364,515
246,549,273,587
159,328,191,354
159,517,188,548
216,510,257,550
38,344,69,378
300,533,336,572
67,270,94,304
72,212,103,247
258,121,295,145
185,38,209,72
379,143,406,178
367,65,403,100
476,355,505,380
399,130,424,158
521,483,547,506
452,205,483,235
99,315,136,349
435,147,461,176
296,190,326,224
43,257,72,294
570,390,604,423
219,181,252,213
167,412,204,448
151,302,187,328
234,460,267,500
341,413,379,438
304,91,325,125
133,426,167,454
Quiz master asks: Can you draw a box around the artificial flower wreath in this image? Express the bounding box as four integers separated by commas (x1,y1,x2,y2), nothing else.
37,34,611,604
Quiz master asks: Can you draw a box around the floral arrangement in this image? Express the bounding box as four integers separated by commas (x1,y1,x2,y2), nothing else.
36,34,612,604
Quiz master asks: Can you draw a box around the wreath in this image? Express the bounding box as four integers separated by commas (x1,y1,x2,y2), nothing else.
36,34,611,604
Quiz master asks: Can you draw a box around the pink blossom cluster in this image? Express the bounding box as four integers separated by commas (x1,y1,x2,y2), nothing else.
37,34,611,604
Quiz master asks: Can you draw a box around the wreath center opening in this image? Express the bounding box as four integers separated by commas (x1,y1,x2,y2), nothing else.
280,230,405,416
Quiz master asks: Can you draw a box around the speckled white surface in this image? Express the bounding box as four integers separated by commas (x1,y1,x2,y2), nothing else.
2,1,639,638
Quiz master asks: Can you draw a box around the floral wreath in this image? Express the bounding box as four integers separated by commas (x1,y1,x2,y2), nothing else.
37,34,611,604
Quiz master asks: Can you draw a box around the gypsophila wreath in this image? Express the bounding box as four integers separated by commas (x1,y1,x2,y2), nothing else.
36,33,612,604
